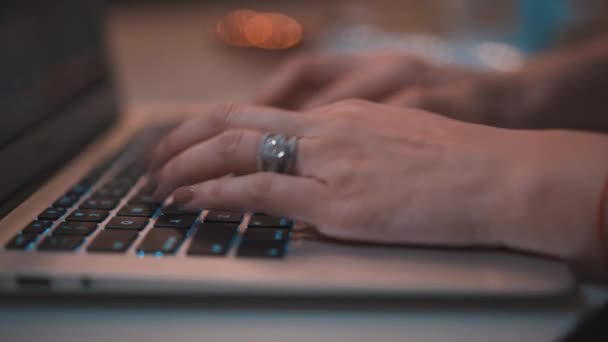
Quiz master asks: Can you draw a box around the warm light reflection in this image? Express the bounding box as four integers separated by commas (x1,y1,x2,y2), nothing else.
216,9,303,50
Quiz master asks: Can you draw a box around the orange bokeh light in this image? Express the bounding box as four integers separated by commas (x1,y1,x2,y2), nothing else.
216,9,303,50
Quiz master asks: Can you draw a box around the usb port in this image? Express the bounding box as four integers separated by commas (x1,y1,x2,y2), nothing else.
17,276,51,290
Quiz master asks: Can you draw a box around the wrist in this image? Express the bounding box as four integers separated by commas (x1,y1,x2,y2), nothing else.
494,130,608,266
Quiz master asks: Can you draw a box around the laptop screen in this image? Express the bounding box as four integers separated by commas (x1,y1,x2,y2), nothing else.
0,0,117,217
0,0,107,149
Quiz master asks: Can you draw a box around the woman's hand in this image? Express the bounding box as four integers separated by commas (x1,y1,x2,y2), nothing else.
148,100,523,247
255,52,485,112
148,99,608,278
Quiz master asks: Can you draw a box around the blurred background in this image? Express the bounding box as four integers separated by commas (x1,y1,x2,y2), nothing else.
106,0,608,113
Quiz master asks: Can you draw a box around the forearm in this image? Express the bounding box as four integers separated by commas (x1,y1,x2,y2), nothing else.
494,129,608,280
508,36,608,131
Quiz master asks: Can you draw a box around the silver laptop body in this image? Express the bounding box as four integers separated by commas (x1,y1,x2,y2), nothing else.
0,0,574,297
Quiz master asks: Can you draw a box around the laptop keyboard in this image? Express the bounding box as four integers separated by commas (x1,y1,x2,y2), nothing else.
4,127,293,259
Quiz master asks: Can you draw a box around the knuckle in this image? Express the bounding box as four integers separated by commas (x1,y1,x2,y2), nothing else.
211,103,242,129
217,130,245,155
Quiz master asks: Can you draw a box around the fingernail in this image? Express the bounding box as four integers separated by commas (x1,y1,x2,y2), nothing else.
173,186,195,204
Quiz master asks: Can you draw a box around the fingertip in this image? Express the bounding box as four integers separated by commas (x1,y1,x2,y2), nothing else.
173,186,196,205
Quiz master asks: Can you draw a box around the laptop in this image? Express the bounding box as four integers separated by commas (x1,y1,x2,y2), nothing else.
0,0,575,297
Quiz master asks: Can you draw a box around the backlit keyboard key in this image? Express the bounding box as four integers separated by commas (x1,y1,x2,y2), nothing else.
80,197,119,210
68,183,90,197
38,207,67,220
53,195,79,208
67,209,108,222
248,214,293,229
155,214,196,229
106,217,149,230
237,241,286,258
136,228,186,254
118,204,157,217
53,222,97,236
104,178,136,188
161,204,200,216
38,235,84,251
187,223,237,256
129,192,163,206
88,230,138,253
204,211,243,224
242,228,290,243
93,185,129,198
22,220,53,234
5,234,38,250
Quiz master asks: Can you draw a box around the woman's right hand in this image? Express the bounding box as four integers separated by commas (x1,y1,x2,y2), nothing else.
254,52,490,113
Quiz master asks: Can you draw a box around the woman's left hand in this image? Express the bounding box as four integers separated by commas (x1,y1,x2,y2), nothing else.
148,100,522,247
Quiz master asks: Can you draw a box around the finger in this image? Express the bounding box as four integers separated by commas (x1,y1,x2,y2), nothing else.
150,103,310,171
385,87,430,108
254,54,355,108
173,173,325,222
152,129,259,199
300,64,420,110
152,129,315,200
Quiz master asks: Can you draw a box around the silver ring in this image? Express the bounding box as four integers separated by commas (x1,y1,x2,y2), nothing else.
256,133,298,174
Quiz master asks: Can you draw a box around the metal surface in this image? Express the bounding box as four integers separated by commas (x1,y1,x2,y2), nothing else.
0,111,575,297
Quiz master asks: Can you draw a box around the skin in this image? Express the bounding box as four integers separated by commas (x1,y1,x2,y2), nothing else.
254,53,485,112
256,36,608,133
148,101,608,279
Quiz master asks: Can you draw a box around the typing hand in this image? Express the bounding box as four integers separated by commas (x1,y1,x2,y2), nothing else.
254,52,484,112
147,100,524,247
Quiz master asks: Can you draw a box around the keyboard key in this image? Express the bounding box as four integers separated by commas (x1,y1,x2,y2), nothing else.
187,223,238,256
93,185,130,198
129,193,163,207
161,204,200,216
88,230,138,253
22,220,53,234
38,235,84,251
54,222,97,236
237,241,286,258
118,164,145,180
104,178,136,188
38,207,67,220
204,211,243,224
79,173,102,187
68,183,91,197
118,204,157,217
242,228,290,243
248,215,293,229
155,214,196,229
5,234,38,250
53,195,79,208
136,228,186,254
106,217,148,230
80,197,119,210
67,209,109,222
